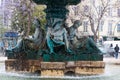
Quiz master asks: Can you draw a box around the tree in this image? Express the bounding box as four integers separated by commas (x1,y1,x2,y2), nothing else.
80,0,112,42
68,0,112,42
11,0,46,37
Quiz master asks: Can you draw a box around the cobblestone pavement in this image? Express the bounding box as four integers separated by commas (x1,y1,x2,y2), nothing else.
104,57,120,64
103,53,120,64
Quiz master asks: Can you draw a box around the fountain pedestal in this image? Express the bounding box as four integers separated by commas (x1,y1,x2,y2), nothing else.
5,59,105,76
5,60,105,76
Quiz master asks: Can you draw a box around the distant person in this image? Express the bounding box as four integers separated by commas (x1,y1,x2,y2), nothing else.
110,44,113,47
114,44,119,59
108,44,114,57
0,41,5,56
99,37,103,45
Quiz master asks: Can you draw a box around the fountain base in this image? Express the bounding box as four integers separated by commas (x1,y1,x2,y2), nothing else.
5,59,105,76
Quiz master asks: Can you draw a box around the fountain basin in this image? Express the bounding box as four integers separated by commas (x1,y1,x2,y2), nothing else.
32,0,81,5
5,59,105,76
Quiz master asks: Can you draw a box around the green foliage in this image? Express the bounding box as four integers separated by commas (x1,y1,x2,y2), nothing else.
30,5,46,35
11,0,46,37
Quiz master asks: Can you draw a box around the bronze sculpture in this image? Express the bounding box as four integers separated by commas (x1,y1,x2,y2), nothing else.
5,0,103,61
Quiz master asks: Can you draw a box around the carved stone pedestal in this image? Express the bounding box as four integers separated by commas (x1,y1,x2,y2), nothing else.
75,61,105,75
5,60,105,76
41,62,65,76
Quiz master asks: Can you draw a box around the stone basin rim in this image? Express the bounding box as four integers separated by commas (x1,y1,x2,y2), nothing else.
32,0,81,5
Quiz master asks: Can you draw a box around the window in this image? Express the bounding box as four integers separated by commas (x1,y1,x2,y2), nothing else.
117,24,120,32
98,6,103,14
99,21,104,32
0,0,1,6
84,5,89,12
0,0,3,6
108,22,112,35
72,6,79,16
83,21,88,32
118,9,120,17
0,0,3,7
108,7,112,16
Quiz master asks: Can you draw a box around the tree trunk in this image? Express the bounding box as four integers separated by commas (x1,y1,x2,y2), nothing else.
26,1,32,37
26,13,31,37
93,33,98,43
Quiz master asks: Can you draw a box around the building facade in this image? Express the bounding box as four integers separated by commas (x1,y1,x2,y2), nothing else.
68,0,120,41
0,0,19,28
0,0,120,40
